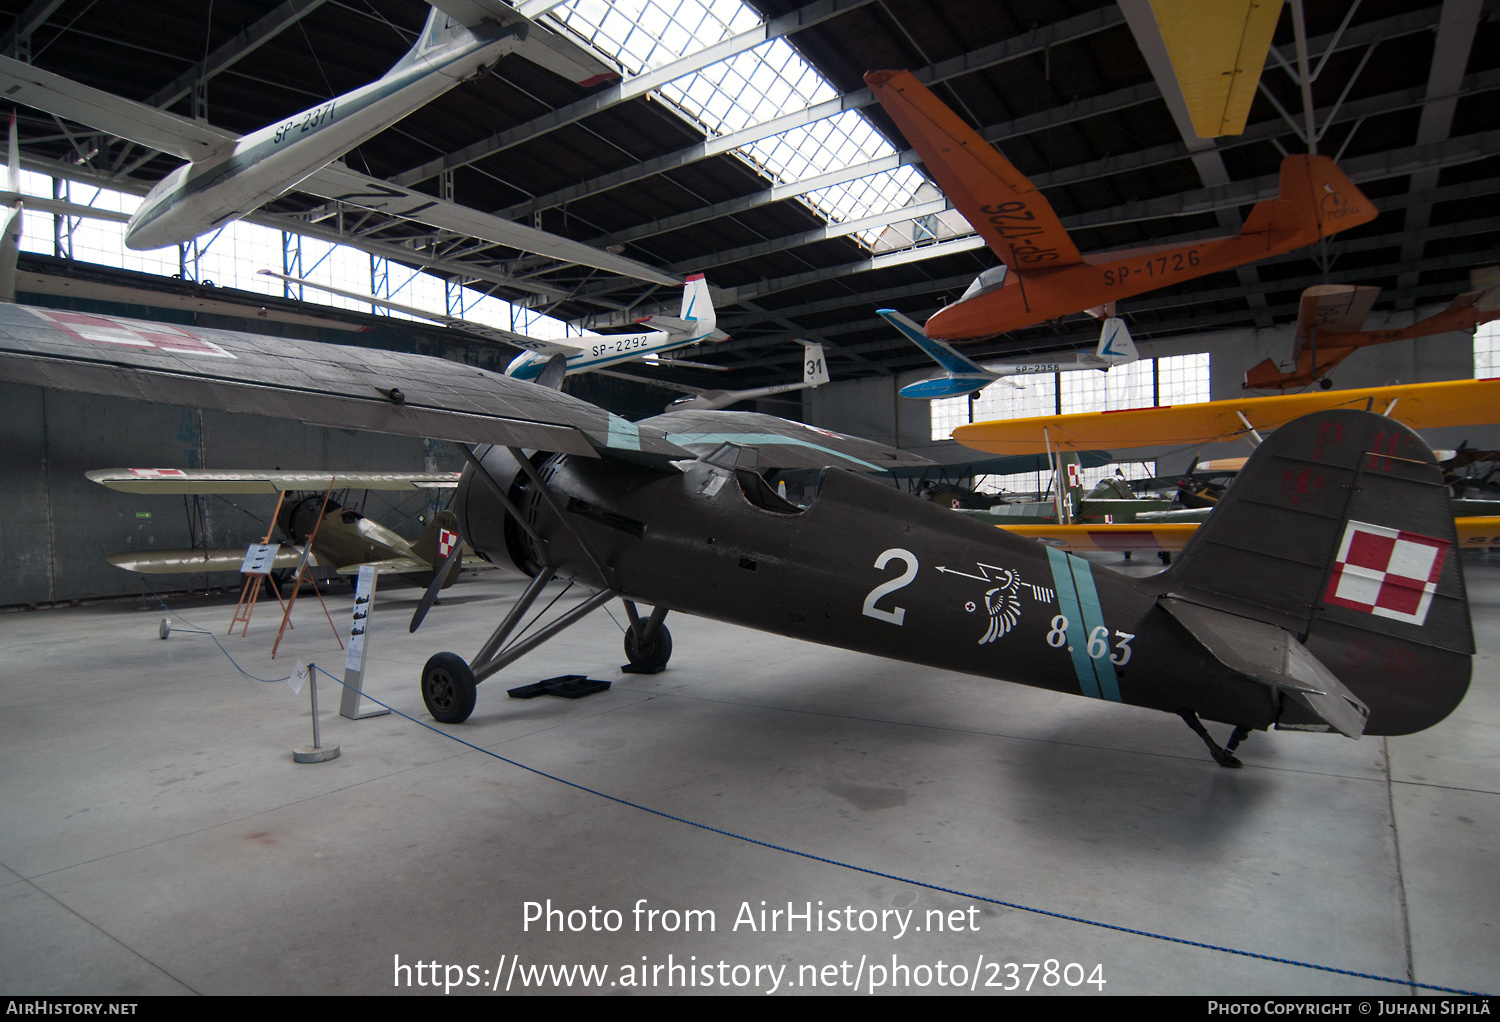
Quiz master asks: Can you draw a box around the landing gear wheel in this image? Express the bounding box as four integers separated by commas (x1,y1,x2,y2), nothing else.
422,652,477,723
624,623,673,671
1319,377,1333,390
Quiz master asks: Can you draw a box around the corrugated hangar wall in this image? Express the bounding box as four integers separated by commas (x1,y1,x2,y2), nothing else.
0,382,463,608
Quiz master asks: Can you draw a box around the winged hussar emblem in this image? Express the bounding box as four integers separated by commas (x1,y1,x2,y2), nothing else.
979,568,1022,645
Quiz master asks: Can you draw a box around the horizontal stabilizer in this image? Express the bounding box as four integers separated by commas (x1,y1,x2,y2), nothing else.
1160,597,1369,737
335,558,426,575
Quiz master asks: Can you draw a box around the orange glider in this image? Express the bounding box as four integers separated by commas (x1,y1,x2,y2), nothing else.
865,69,1378,341
1244,278,1500,391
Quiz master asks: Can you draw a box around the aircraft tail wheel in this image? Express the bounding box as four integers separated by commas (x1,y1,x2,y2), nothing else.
624,623,673,670
422,652,477,723
1319,378,1333,390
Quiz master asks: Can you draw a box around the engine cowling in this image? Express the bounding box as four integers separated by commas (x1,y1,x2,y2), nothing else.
454,445,554,577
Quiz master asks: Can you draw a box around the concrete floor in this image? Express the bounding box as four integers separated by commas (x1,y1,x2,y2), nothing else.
1,555,1496,997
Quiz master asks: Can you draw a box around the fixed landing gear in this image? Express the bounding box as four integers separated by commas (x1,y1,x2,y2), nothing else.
422,652,477,724
622,601,672,673
1319,378,1333,390
1177,710,1253,768
624,622,673,671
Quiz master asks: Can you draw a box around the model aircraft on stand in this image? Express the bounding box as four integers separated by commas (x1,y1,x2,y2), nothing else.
0,2,678,287
0,298,1477,768
879,303,1139,399
865,69,1378,344
86,468,471,589
1243,272,1500,391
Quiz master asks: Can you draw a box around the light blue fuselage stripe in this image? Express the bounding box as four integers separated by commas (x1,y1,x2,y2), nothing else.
606,413,641,450
1067,556,1122,702
1046,547,1099,699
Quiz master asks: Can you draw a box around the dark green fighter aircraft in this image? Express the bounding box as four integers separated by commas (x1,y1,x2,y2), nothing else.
0,304,1472,766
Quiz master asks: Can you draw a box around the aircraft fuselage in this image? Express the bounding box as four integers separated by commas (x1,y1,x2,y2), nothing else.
124,18,521,250
456,448,1280,732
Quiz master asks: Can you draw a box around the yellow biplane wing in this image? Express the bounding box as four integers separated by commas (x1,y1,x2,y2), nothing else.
952,378,1500,455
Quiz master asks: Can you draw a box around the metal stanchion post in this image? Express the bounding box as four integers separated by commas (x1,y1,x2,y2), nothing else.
293,662,341,763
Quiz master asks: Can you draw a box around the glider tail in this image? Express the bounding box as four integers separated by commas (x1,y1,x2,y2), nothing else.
1096,317,1137,365
801,341,830,386
1158,409,1472,736
1243,155,1377,240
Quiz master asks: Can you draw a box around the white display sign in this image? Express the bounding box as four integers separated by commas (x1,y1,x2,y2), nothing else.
241,543,278,575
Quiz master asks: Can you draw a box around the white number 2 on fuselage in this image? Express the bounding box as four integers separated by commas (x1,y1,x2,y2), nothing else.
862,548,918,626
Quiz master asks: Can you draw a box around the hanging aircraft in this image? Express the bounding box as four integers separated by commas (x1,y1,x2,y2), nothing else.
864,69,1378,343
661,341,829,411
87,468,471,588
258,269,730,377
0,301,1474,767
1243,275,1500,391
879,304,1139,399
0,2,680,287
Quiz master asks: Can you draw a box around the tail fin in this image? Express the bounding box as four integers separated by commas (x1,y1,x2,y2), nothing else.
412,509,462,584
1096,317,1137,365
878,308,990,376
1056,450,1084,524
634,274,717,339
680,273,714,334
1244,154,1377,240
801,341,829,386
1159,409,1472,736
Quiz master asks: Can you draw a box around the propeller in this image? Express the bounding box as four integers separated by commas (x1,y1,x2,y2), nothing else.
409,540,463,633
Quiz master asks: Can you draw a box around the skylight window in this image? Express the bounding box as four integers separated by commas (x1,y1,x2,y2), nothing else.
548,0,937,246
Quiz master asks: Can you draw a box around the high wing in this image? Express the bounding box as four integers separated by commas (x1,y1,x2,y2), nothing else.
1292,284,1381,359
878,308,992,377
0,56,678,287
0,304,691,461
0,55,234,162
989,516,1500,555
1143,0,1283,138
296,163,680,287
865,70,1083,272
87,468,461,495
951,378,1500,455
641,409,932,473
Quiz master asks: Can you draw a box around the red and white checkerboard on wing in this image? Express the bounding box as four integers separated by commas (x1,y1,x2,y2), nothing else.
1323,520,1450,626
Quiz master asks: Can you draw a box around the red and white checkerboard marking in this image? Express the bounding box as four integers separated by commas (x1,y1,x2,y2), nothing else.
1323,520,1449,626
438,529,458,559
1067,462,1081,489
28,309,236,358
128,468,187,478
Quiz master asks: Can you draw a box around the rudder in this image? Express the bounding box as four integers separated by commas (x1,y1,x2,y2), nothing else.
1158,409,1472,735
